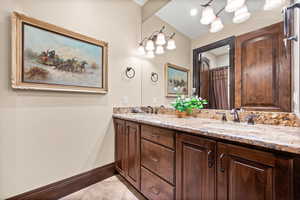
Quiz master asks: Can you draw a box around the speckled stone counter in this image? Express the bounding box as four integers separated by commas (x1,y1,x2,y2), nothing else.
113,113,300,155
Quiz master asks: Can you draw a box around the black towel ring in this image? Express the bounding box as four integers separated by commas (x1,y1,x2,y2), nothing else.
151,72,159,82
125,67,135,79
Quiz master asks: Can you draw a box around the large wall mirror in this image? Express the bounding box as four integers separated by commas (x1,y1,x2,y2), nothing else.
193,37,235,110
140,0,293,112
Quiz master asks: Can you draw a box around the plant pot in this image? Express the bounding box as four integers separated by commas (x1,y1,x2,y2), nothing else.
176,110,187,118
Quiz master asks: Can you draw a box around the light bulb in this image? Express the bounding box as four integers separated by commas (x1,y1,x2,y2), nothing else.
264,0,285,10
146,51,155,58
167,39,176,50
156,32,166,45
190,8,198,16
233,5,250,23
145,39,155,51
225,0,245,13
200,6,216,25
156,45,164,55
138,44,145,55
210,17,224,33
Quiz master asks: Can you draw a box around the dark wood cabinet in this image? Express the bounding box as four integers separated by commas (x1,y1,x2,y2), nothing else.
125,121,141,190
114,119,296,200
217,143,293,200
114,119,127,177
176,133,216,200
141,139,175,184
114,119,141,190
141,167,175,200
235,22,291,112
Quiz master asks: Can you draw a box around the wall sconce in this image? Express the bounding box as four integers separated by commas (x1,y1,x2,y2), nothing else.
138,26,176,58
151,72,159,83
125,67,135,79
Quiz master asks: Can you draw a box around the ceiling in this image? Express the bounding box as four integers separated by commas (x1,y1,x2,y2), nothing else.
134,0,149,6
155,0,271,39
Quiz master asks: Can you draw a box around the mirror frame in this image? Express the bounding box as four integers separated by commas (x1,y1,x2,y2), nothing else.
193,36,236,110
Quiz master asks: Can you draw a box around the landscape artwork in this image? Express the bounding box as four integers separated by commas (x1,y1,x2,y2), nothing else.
23,24,103,88
165,63,189,97
12,12,108,93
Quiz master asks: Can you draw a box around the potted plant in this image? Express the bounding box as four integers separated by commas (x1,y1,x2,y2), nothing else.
171,95,208,118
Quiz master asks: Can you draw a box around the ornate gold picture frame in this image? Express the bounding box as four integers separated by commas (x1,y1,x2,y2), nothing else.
11,12,108,94
165,63,189,97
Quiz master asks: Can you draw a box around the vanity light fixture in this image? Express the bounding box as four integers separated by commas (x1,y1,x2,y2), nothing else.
156,45,165,54
146,50,155,58
156,27,167,45
264,0,286,11
138,26,176,58
233,5,251,23
225,0,245,12
145,39,155,51
210,17,224,33
200,6,216,25
167,33,176,50
138,43,146,55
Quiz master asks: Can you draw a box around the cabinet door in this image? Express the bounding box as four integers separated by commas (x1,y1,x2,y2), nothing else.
114,119,127,177
217,143,293,200
176,133,216,200
235,22,291,112
126,121,141,190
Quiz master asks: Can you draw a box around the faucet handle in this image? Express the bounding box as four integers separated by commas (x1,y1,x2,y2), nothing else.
246,114,257,125
216,112,227,122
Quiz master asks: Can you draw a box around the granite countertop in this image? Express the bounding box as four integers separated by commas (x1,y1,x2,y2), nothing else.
113,113,300,155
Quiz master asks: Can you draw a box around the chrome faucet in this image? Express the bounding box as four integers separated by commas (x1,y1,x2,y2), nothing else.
230,108,240,123
147,106,154,114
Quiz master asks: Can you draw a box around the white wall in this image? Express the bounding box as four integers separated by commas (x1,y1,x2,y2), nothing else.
217,54,230,67
0,0,145,198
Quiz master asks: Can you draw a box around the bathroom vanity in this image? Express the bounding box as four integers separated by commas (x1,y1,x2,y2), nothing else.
113,113,300,200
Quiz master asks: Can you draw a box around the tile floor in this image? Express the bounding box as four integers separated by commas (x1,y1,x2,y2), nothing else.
60,175,146,200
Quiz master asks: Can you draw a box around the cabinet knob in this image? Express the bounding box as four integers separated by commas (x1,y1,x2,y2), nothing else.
151,133,160,139
150,186,161,195
150,156,159,163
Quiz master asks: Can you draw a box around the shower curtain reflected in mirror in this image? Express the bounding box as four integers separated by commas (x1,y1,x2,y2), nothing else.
199,56,229,110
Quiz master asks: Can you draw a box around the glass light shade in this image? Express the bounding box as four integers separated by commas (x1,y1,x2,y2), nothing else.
210,17,224,33
225,0,245,12
146,51,155,58
167,39,176,50
155,45,164,55
233,5,251,23
190,8,198,16
264,0,285,10
200,6,216,25
138,45,145,55
145,39,155,51
156,32,166,45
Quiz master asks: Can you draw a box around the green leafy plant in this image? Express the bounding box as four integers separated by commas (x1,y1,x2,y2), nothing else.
171,95,208,113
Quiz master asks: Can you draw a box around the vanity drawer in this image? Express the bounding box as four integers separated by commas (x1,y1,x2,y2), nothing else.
141,139,175,184
141,125,175,149
141,167,175,200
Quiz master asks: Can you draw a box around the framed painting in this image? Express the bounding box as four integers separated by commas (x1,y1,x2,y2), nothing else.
11,12,108,94
165,63,189,97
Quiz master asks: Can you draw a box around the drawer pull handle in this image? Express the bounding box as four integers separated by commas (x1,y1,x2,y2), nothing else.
150,186,161,195
150,156,159,162
219,153,226,172
151,133,160,139
207,150,214,168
